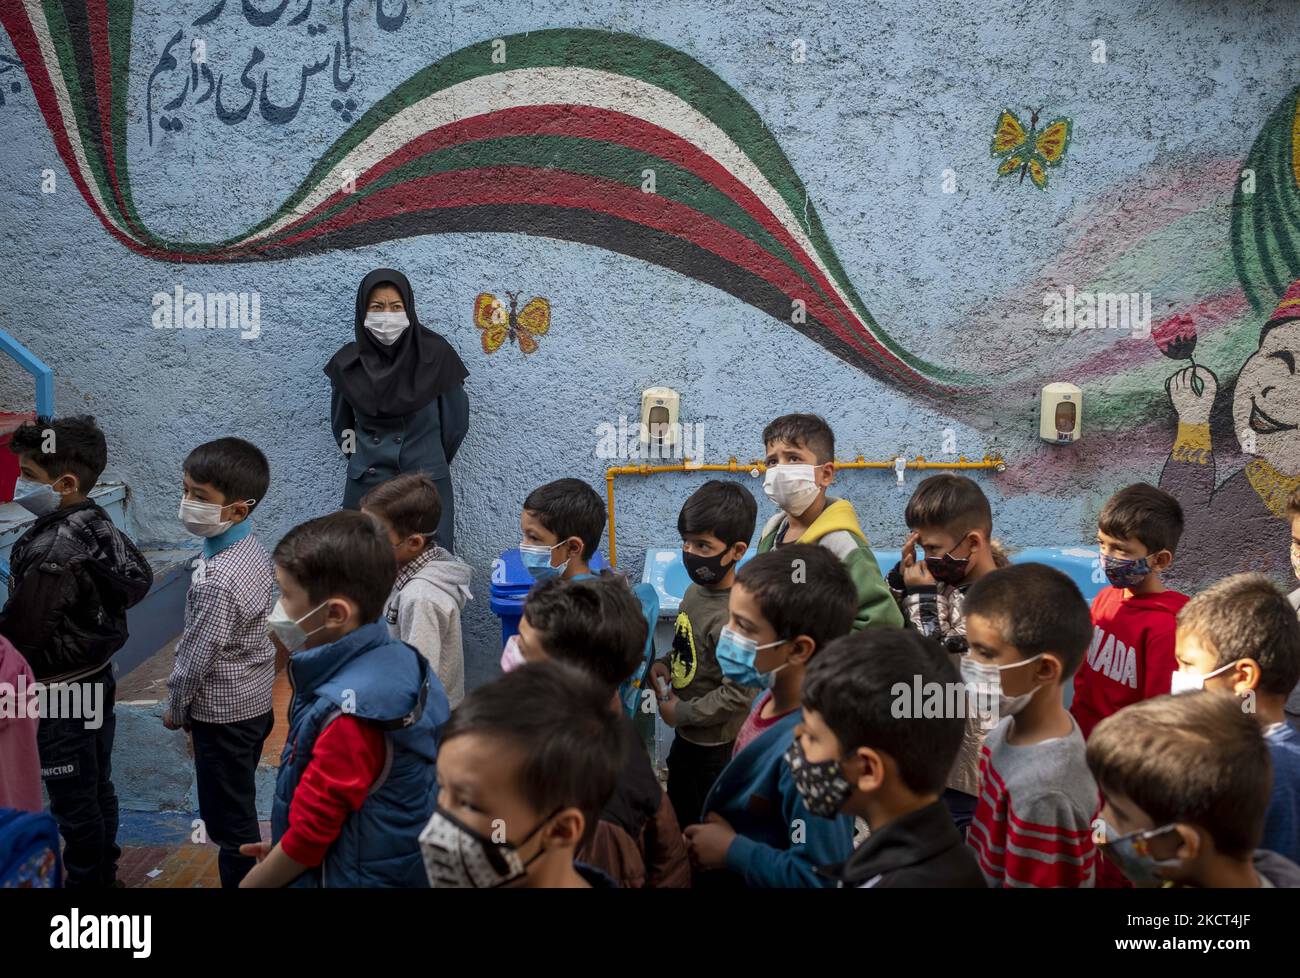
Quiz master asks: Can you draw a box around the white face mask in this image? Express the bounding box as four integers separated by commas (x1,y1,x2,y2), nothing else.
178,496,254,538
13,477,64,516
266,599,331,653
960,653,1046,718
500,634,525,674
763,464,822,516
364,311,410,345
1170,661,1237,694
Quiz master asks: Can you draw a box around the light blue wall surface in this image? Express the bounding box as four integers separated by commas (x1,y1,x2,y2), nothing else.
3,1,1298,692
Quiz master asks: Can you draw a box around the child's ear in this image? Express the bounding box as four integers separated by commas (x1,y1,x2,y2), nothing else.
1235,658,1264,694
565,537,585,560
730,540,748,562
326,596,358,627
853,746,886,794
1172,823,1202,863
790,635,817,664
546,808,585,849
1037,652,1064,685
1151,548,1174,571
820,461,836,486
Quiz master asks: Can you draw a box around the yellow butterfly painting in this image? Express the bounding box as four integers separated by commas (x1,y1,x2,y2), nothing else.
991,108,1072,189
473,291,551,354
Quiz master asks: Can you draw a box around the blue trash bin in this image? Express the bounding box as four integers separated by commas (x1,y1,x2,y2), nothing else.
488,547,609,648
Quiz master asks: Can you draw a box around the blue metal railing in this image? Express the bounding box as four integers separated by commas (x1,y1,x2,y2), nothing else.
0,327,54,417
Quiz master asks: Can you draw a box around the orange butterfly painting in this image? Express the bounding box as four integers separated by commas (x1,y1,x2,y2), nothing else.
473,291,551,354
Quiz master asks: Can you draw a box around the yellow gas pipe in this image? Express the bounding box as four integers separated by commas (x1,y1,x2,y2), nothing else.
603,454,1007,566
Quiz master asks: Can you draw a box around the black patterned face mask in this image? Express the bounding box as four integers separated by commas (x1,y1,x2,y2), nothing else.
419,803,557,888
784,740,854,818
924,545,971,586
682,547,734,586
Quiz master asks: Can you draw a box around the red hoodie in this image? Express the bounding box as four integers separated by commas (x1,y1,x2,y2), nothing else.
1071,586,1189,740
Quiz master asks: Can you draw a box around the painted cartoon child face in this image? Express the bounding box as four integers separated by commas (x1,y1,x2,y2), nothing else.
1233,319,1300,471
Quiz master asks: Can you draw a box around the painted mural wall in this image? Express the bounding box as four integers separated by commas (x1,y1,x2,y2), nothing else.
2,0,1300,690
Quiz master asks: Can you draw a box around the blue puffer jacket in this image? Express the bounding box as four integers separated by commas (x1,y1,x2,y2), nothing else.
272,621,448,887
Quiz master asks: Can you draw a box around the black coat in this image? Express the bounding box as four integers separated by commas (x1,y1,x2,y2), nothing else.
0,501,152,681
820,799,987,888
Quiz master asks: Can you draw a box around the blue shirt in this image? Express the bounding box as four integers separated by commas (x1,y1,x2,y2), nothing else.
1262,722,1300,864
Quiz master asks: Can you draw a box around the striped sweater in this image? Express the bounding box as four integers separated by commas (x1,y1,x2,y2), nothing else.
968,716,1099,888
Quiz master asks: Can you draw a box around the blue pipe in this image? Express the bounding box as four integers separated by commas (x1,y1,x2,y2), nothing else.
0,328,54,417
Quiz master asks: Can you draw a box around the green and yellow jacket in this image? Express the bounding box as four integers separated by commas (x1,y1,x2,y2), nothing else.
755,497,903,632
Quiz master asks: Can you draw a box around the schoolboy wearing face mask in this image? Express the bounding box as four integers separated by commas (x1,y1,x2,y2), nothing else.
754,414,901,632
1072,483,1191,742
1172,573,1300,864
649,481,760,833
1087,691,1300,889
239,511,449,889
505,478,659,720
419,661,624,889
163,438,276,888
962,564,1101,888
885,474,1006,834
794,629,985,888
683,546,858,888
0,415,153,889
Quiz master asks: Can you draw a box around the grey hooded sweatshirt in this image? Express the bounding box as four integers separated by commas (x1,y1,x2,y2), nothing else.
384,546,472,707
1255,848,1300,887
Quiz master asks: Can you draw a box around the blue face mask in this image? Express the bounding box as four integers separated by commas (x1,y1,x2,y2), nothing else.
716,626,788,688
1101,553,1152,589
13,477,63,516
1093,817,1182,887
519,539,572,581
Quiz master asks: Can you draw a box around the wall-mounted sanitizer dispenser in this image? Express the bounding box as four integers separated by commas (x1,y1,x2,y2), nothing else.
640,387,680,454
1040,383,1082,444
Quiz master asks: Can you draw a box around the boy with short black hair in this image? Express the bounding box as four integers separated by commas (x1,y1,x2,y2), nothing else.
963,563,1100,887
517,574,690,887
165,437,275,887
362,473,472,707
506,478,658,715
517,476,607,583
650,480,759,830
887,473,1006,831
1174,573,1300,863
240,511,449,887
1088,691,1300,887
420,660,625,888
796,628,985,888
684,545,857,887
0,415,152,888
755,413,901,631
1073,482,1189,740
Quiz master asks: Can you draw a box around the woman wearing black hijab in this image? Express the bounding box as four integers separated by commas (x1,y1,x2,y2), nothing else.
325,268,469,551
